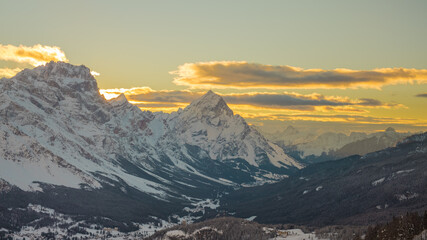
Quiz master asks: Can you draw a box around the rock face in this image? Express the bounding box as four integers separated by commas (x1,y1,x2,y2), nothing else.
0,62,300,212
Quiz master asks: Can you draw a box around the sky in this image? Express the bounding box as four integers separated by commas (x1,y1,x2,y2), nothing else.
1,0,427,133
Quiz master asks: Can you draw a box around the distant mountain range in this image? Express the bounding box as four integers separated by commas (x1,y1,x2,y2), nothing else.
262,126,412,162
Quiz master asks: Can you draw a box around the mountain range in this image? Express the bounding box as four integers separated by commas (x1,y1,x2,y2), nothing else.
0,62,425,238
262,126,412,162
0,62,300,228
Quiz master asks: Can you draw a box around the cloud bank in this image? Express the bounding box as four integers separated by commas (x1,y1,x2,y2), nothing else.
0,68,22,78
0,44,68,67
100,88,400,112
245,113,426,127
171,61,427,89
0,44,103,79
0,44,70,78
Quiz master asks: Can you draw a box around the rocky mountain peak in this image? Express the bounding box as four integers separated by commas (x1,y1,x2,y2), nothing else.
109,93,129,107
12,61,100,96
171,90,301,169
385,127,396,132
19,61,95,82
283,125,299,135
183,90,234,118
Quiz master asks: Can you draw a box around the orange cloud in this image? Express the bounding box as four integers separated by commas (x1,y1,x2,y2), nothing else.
241,113,426,126
171,61,427,89
100,88,402,113
0,44,68,67
100,87,200,112
229,104,369,117
100,87,200,102
0,44,102,78
223,92,402,110
0,67,22,78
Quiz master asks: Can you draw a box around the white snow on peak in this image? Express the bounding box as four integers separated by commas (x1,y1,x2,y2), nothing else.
181,90,234,119
31,61,95,81
166,91,301,169
109,93,129,107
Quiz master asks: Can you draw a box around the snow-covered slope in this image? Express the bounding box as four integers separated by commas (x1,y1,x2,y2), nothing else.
164,90,301,169
0,62,170,197
0,62,300,200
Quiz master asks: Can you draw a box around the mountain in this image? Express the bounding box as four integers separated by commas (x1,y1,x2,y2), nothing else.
220,132,427,226
263,126,412,162
331,127,412,158
262,125,318,146
0,62,300,228
162,90,301,172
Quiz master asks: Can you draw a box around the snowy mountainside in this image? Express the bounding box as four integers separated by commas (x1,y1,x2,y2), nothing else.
163,90,301,169
0,62,301,222
0,62,170,197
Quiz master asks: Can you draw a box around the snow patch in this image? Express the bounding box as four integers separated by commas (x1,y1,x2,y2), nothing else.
395,169,415,175
272,229,318,240
395,192,419,201
165,230,187,238
371,177,385,186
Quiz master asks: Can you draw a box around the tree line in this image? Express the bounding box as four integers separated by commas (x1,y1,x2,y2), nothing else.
356,211,427,240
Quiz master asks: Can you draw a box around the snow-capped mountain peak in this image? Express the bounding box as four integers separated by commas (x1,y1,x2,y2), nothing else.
15,61,95,84
11,61,99,100
385,127,396,132
169,90,302,169
283,125,299,135
109,93,129,107
38,61,95,81
182,90,233,120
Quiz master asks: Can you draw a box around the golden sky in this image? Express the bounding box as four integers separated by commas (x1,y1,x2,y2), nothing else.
1,1,426,133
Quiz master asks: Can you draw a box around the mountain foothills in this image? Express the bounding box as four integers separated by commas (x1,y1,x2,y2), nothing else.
0,62,426,239
220,132,427,226
0,62,300,227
